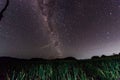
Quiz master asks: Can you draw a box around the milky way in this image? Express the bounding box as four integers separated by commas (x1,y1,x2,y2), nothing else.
37,0,63,58
0,0,120,59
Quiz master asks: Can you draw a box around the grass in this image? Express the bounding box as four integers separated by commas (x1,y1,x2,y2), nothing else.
1,56,120,80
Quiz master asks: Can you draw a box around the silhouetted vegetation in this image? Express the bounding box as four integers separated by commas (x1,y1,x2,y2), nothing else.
0,0,9,21
91,56,99,59
101,55,107,58
0,53,120,79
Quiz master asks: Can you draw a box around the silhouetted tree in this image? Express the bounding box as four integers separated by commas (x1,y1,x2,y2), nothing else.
0,0,9,21
119,52,120,55
64,57,76,60
91,56,99,59
101,55,107,58
113,53,116,55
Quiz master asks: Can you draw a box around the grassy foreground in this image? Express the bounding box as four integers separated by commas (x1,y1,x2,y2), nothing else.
0,56,120,80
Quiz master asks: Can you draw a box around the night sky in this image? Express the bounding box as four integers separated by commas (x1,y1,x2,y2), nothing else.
0,0,120,59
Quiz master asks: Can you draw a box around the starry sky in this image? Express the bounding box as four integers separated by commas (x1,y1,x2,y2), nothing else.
0,0,120,59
